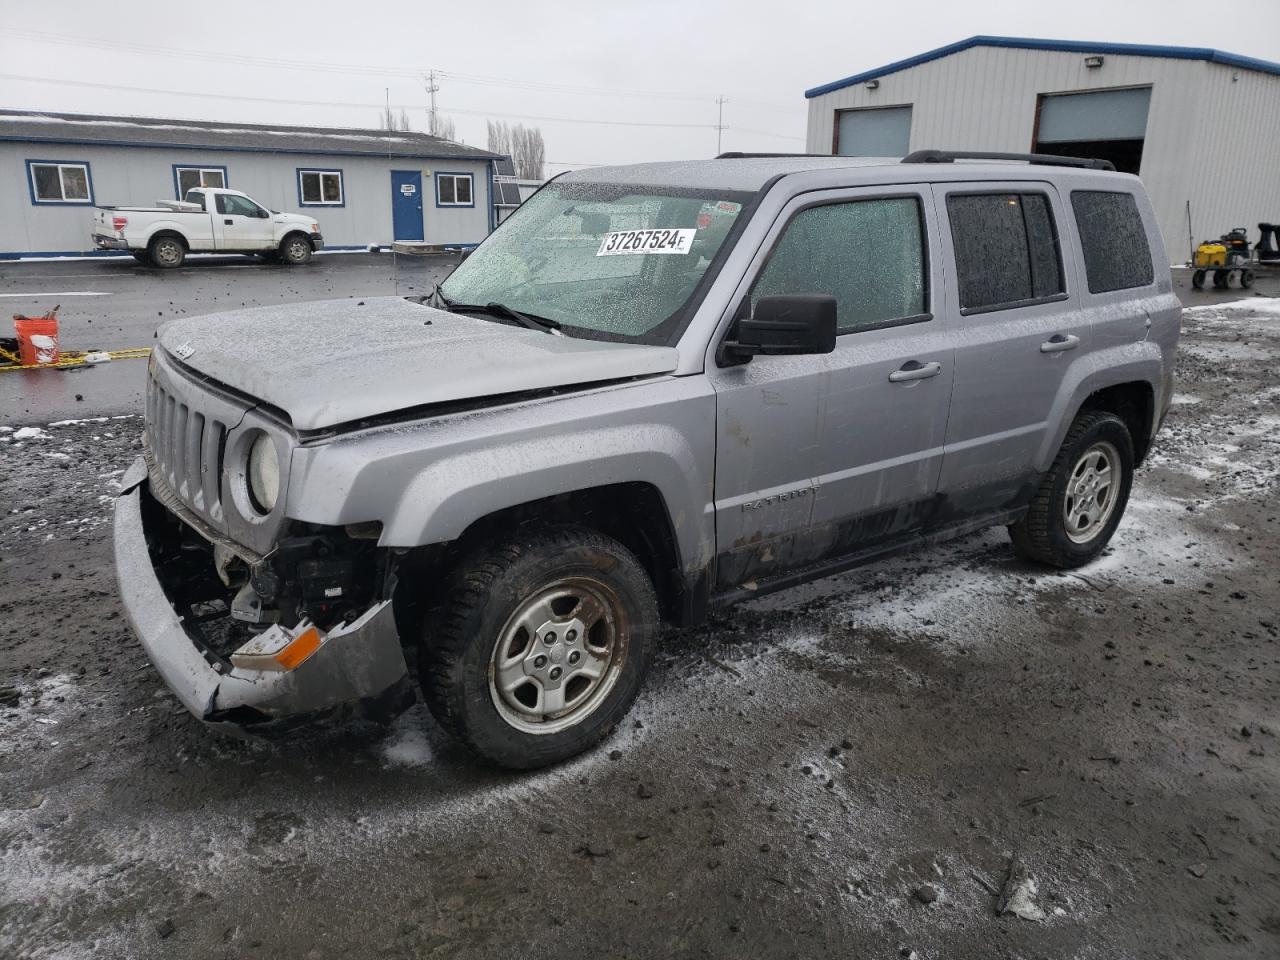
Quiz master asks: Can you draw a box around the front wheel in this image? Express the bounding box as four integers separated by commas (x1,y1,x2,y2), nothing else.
420,526,658,769
1009,411,1135,568
279,234,312,265
1191,269,1206,289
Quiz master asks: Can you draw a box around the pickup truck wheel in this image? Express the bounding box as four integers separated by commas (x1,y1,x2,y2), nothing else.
279,234,312,265
148,236,186,269
420,526,658,769
1009,411,1134,568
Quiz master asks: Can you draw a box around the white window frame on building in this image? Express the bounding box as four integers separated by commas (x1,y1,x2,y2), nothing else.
174,165,228,199
297,168,345,206
436,172,474,207
26,160,94,205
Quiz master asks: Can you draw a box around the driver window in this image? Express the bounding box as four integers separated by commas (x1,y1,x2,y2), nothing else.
750,197,928,334
217,194,261,217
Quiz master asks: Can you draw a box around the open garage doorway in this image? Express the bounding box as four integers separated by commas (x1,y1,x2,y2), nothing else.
1033,86,1151,174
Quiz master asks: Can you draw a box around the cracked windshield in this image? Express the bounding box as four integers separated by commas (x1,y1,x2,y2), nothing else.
441,182,748,342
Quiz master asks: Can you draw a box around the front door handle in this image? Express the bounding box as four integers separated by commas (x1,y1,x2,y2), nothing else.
1040,333,1080,353
888,360,942,383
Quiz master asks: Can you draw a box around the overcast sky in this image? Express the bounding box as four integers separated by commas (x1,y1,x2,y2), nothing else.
3,0,1276,174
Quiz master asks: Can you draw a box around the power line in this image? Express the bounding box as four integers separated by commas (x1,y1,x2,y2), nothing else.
4,29,800,111
1,74,757,131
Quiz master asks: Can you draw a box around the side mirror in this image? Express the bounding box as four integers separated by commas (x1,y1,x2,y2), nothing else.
724,295,837,360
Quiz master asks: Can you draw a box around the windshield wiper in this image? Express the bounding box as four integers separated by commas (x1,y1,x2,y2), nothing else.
452,301,562,335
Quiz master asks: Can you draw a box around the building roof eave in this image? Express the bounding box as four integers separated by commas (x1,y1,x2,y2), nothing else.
803,35,1280,99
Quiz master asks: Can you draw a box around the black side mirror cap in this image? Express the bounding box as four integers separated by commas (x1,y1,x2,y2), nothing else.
722,294,837,361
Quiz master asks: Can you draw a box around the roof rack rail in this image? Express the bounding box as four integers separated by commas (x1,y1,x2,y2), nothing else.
715,151,834,159
901,149,1116,171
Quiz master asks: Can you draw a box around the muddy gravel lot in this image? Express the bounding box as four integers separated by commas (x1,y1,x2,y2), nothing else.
1,296,1278,959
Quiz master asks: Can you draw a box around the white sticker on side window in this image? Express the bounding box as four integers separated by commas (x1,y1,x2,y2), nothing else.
596,228,697,256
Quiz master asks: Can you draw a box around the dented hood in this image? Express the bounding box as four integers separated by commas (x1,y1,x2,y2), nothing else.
157,297,679,431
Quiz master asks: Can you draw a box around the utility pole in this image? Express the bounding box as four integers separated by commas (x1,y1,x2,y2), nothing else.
715,95,727,154
425,69,440,136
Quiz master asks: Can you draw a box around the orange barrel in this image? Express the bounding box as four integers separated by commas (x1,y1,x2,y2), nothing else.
13,311,60,365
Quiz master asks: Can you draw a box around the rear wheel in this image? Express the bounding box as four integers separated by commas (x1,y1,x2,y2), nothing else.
1191,269,1206,289
1009,411,1134,568
279,234,312,265
420,526,658,769
1240,268,1255,289
148,235,186,269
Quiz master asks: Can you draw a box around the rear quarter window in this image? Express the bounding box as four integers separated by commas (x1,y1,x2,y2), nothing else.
1071,190,1154,293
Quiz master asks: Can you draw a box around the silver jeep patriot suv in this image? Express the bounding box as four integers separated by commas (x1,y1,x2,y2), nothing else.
114,151,1180,768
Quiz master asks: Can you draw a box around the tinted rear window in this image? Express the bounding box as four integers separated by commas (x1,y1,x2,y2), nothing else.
1071,190,1154,293
947,193,1063,312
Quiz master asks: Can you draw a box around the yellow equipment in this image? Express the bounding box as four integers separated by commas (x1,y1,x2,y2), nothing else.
1193,243,1227,268
1191,227,1255,290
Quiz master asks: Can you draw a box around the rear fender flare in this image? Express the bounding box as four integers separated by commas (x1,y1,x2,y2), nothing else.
1036,341,1162,472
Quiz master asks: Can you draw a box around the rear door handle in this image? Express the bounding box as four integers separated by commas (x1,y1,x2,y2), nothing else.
888,360,942,382
1040,333,1080,353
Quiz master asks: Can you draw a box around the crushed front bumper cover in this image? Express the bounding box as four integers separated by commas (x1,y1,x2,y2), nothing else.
113,458,413,732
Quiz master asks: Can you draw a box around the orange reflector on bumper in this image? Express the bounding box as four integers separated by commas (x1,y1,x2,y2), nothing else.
275,626,321,670
230,621,325,672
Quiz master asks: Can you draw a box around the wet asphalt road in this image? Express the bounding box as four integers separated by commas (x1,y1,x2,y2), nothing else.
1,258,1279,959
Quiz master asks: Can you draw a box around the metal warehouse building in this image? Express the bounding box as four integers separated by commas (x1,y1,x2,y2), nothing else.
805,36,1280,260
0,110,524,258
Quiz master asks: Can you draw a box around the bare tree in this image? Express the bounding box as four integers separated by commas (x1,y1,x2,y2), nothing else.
432,114,457,142
379,106,412,131
487,120,513,158
488,120,545,180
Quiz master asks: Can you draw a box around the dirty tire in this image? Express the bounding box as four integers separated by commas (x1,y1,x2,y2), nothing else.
420,526,658,769
1008,410,1135,569
148,235,185,269
279,234,312,265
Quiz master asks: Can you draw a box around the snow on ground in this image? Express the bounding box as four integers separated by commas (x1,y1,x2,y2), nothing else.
1182,297,1280,319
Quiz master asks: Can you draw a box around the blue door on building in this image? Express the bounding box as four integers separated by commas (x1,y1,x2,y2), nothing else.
390,171,424,242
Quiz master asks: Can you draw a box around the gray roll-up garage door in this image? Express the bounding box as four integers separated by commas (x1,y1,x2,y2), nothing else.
1037,87,1152,143
836,106,913,156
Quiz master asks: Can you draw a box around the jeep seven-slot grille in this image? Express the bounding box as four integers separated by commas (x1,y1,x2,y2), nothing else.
145,374,227,524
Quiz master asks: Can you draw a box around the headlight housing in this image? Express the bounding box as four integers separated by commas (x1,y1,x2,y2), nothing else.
246,433,280,513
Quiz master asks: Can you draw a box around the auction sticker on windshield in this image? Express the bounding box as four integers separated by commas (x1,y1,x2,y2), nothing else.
596,228,696,256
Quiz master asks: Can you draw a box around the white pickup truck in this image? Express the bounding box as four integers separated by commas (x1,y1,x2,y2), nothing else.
91,187,323,269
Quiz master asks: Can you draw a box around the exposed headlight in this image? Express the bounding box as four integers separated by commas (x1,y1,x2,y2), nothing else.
247,433,280,513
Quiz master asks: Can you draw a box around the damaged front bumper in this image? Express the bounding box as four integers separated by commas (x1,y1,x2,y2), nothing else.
113,458,413,731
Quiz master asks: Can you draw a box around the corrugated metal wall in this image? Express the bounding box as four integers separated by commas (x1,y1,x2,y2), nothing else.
806,47,1280,260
